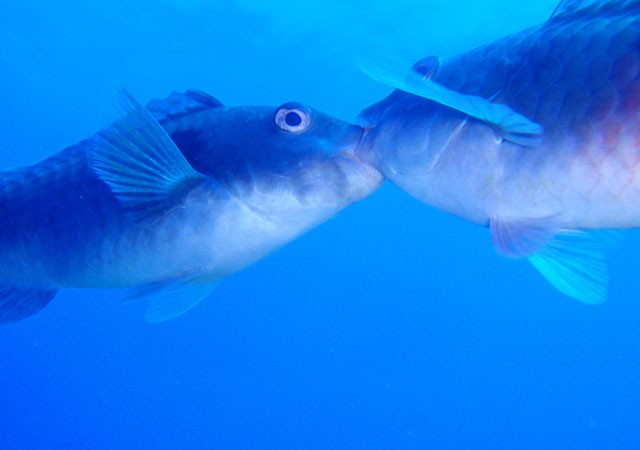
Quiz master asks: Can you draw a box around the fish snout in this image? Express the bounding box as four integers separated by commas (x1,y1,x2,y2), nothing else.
351,123,378,168
339,124,384,185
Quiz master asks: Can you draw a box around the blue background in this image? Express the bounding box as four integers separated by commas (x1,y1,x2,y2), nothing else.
1,1,639,448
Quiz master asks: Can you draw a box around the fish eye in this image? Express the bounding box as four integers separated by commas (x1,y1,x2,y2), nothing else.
411,55,440,79
274,103,312,133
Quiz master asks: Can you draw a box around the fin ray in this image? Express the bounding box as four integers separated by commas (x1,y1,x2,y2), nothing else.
359,57,543,147
90,89,204,220
489,217,616,304
490,216,558,257
529,230,609,305
124,275,219,323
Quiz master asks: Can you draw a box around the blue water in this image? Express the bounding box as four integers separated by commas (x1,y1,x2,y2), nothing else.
1,1,639,448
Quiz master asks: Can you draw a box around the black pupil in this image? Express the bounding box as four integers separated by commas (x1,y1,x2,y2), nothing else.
285,111,303,127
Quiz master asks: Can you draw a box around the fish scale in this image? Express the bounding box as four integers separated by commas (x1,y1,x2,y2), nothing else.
0,144,120,286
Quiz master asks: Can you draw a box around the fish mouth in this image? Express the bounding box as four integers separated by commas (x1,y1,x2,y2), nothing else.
350,124,378,164
356,124,373,151
340,124,383,183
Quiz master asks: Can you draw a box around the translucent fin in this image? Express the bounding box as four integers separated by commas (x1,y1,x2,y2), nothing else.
490,217,617,304
90,89,204,220
124,276,219,323
529,231,610,305
490,216,558,258
0,288,58,324
146,89,223,123
359,58,543,147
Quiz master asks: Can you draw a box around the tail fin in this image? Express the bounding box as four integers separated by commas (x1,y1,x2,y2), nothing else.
0,288,58,324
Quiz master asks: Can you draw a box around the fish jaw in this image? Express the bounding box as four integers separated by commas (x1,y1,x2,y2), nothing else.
340,129,385,200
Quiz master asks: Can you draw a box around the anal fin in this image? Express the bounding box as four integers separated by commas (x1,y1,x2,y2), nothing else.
529,231,609,305
490,217,615,304
123,275,219,323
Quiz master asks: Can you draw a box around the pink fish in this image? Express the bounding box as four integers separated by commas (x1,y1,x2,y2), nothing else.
357,0,640,303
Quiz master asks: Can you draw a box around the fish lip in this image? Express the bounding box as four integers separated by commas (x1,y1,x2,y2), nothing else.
340,125,384,183
356,124,373,152
349,124,378,165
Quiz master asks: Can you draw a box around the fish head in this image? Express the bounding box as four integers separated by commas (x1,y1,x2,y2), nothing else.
169,101,383,217
356,91,469,182
356,91,504,223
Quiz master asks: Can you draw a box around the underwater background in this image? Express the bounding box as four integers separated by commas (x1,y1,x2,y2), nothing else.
1,0,639,448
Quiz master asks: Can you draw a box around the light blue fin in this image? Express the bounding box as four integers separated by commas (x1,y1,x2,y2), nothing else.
90,89,204,219
146,89,223,123
359,58,543,147
0,288,58,324
124,276,219,323
489,216,613,304
529,231,609,305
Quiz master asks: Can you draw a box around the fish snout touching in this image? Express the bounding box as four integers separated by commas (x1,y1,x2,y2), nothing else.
341,124,385,186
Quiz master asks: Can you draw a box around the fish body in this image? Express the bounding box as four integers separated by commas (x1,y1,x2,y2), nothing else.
357,0,640,302
0,91,382,323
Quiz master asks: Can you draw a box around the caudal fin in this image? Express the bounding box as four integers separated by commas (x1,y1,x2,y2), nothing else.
0,288,58,324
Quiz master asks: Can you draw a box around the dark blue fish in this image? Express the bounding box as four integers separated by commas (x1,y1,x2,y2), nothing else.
357,0,640,303
0,90,382,323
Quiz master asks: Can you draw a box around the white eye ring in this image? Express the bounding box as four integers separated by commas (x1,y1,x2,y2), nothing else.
274,105,312,133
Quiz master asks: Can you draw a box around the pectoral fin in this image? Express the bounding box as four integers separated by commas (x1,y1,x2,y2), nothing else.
124,275,219,323
359,58,543,147
90,89,204,220
490,217,614,304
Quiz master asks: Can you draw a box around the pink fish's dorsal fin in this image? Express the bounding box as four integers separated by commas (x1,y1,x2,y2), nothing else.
550,0,639,22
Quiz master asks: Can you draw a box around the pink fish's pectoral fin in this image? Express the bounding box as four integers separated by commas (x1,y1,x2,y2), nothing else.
123,274,220,323
359,57,543,147
490,217,614,304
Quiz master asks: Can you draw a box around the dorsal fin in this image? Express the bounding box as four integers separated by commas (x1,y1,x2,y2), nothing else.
146,89,223,122
550,0,640,21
